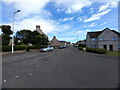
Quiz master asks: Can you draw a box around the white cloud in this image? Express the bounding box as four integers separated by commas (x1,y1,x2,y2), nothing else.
98,1,118,12
98,3,109,12
88,23,97,27
55,0,92,14
63,17,74,21
84,9,111,22
101,22,108,25
77,17,82,21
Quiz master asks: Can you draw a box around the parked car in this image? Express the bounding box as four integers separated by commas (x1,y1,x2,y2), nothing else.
47,47,54,51
40,47,54,52
59,46,65,49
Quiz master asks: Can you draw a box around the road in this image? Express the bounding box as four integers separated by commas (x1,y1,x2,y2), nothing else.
2,46,118,88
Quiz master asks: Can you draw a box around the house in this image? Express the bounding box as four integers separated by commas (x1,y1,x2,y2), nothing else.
34,25,48,38
77,40,86,45
59,41,67,46
49,36,60,48
49,36,69,48
86,28,120,51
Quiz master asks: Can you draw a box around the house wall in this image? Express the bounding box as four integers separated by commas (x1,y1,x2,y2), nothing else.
86,34,91,47
49,37,60,47
98,29,119,51
59,42,66,46
86,29,120,51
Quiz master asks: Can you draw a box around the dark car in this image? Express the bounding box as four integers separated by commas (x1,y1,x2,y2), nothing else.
59,46,64,49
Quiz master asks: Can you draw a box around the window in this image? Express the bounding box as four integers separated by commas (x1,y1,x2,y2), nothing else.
112,37,118,40
118,45,120,48
91,45,96,48
91,38,96,41
99,37,104,40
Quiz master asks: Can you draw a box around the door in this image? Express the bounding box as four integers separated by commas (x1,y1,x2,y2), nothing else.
109,45,113,51
103,45,107,50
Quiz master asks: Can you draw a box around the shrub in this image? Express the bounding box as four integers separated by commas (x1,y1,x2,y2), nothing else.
2,45,47,52
14,45,26,51
79,47,83,50
78,44,86,47
2,46,12,52
86,47,107,54
28,45,39,49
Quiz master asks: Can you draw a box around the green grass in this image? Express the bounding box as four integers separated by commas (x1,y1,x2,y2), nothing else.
105,51,120,57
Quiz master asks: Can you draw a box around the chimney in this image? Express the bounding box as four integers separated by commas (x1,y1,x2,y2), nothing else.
36,25,40,30
53,36,56,39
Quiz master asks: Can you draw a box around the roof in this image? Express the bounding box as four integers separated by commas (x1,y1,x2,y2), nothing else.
87,31,103,38
59,41,67,43
111,30,120,37
87,28,120,38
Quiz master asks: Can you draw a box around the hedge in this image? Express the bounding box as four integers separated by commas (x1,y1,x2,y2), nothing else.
78,47,83,50
86,47,107,54
2,45,47,52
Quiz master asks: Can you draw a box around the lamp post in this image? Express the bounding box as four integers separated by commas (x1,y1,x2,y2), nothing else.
12,10,20,54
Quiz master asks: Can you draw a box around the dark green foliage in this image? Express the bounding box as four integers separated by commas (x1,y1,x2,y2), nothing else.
2,35,10,45
28,45,40,49
78,47,83,50
16,30,48,46
2,45,26,52
16,29,33,45
86,47,107,54
2,46,12,52
1,25,13,35
78,44,86,47
14,45,26,51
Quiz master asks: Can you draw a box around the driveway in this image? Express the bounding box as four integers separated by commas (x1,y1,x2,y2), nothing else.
2,46,118,88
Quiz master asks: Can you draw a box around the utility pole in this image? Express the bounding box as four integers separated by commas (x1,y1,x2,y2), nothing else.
12,10,20,54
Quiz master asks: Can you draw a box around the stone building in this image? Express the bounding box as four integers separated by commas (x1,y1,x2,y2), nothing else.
49,36,60,47
34,25,48,38
86,28,120,51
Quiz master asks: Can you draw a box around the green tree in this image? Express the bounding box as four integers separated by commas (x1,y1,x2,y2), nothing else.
0,25,13,45
16,29,33,45
1,25,13,35
2,35,11,45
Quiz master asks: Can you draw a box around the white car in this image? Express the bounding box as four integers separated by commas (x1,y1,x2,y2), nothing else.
40,47,54,52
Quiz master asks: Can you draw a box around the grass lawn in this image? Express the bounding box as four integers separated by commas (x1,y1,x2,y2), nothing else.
105,51,120,57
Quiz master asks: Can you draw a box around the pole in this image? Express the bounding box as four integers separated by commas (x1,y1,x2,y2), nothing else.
12,14,14,54
11,10,20,54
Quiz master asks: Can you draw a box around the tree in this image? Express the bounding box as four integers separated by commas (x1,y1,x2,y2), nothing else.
0,25,13,45
16,29,33,45
16,30,48,46
2,35,11,45
1,25,13,35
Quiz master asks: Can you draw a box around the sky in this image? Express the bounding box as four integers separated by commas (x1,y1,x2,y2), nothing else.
1,0,119,43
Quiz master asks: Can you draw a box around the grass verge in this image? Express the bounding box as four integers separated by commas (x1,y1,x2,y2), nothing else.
105,51,120,57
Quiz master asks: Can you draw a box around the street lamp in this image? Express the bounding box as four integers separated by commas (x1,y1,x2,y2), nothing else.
12,10,20,54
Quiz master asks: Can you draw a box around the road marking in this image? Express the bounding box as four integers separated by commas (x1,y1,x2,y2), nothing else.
3,80,7,83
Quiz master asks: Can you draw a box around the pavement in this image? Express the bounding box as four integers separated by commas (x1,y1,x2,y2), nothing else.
2,46,118,88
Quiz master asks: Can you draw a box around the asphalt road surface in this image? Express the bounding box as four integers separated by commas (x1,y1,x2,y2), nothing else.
2,46,118,88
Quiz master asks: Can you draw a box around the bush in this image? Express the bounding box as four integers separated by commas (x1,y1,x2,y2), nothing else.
78,44,86,47
78,47,83,50
86,47,107,54
28,45,39,49
14,45,26,51
2,45,47,52
2,46,12,52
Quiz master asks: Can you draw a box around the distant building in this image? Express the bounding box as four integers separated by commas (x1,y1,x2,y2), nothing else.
86,28,120,51
59,41,67,46
77,40,86,45
34,25,48,38
49,36,69,48
49,36,60,47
